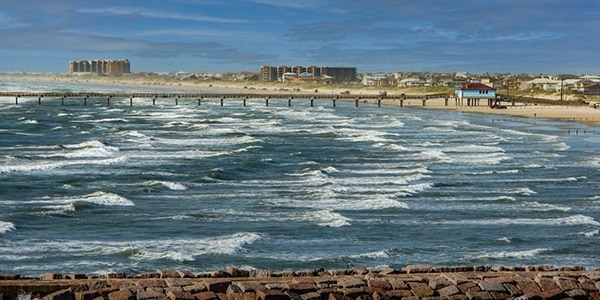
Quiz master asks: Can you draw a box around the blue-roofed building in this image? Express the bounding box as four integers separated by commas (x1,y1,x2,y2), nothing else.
455,80,497,106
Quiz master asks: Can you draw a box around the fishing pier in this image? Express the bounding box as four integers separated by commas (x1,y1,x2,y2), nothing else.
0,92,451,108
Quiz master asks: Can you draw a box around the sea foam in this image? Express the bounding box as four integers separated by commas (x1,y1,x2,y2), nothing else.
0,221,16,234
468,248,552,260
305,209,351,227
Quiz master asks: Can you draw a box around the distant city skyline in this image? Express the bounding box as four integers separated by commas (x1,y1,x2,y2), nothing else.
1,1,599,75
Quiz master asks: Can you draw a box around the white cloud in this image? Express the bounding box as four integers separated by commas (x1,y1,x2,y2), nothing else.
0,12,29,28
246,0,325,9
78,6,246,23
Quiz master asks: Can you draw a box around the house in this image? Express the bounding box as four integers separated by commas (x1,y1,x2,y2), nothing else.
361,74,388,86
582,83,600,95
454,80,497,106
527,77,562,91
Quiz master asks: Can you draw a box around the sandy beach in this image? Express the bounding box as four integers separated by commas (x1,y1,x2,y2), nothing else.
3,74,600,127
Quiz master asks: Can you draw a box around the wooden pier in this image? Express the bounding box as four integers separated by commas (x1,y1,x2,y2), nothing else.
0,92,451,108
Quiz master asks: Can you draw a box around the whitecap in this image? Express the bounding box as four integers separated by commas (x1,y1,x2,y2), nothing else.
350,250,390,259
5,232,261,263
553,142,570,151
450,214,599,226
77,191,134,206
321,166,340,174
418,149,446,160
506,187,537,196
468,248,551,260
158,181,187,191
0,221,16,234
305,209,350,227
39,204,76,215
577,230,599,237
518,201,571,212
399,182,433,196
59,140,119,158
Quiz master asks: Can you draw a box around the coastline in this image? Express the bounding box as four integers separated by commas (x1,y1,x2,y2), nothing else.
2,73,600,127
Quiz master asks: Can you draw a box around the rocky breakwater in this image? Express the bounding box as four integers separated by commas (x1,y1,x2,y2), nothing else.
1,265,600,300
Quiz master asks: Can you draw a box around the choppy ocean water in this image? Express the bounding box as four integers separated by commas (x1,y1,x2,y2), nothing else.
0,79,599,277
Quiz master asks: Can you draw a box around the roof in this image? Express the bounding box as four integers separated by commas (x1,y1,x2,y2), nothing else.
459,82,495,90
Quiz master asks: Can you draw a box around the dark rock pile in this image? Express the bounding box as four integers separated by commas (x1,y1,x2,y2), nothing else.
0,265,599,300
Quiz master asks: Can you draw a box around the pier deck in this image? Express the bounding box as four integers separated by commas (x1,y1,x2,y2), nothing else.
0,92,451,107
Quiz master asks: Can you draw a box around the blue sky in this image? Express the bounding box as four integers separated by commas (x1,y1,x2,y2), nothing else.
1,0,599,74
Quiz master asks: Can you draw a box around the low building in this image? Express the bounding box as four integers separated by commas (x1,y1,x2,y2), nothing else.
455,80,497,106
526,76,561,91
260,65,356,83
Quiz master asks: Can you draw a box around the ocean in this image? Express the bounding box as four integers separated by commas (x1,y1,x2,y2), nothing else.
0,79,599,277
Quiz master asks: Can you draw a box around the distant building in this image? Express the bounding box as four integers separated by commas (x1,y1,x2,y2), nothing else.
260,65,356,83
526,76,561,91
69,59,131,75
455,79,497,106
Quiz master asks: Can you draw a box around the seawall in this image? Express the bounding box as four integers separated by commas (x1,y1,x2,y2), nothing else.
1,265,599,300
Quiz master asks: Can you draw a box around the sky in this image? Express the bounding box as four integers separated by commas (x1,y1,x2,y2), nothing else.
1,0,599,75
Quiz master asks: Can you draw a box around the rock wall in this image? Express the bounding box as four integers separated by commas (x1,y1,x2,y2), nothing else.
0,265,599,300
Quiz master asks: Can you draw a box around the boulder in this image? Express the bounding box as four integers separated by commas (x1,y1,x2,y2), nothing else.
183,284,208,294
401,265,431,274
477,281,506,293
176,270,195,279
337,278,365,289
407,282,434,298
166,290,194,300
44,289,74,300
157,270,180,279
554,276,580,291
256,289,290,300
226,266,250,278
107,290,133,300
136,279,168,289
136,288,164,300
286,282,316,295
88,280,108,291
165,278,193,288
204,279,232,293
436,285,460,297
367,278,392,290
74,291,100,300
249,270,272,278
41,273,63,280
193,291,219,300
233,282,265,293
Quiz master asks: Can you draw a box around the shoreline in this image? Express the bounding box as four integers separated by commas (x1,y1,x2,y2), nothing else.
2,74,600,127
1,265,599,300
